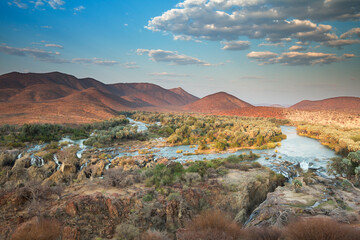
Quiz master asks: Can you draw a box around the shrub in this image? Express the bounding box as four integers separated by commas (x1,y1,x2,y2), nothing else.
284,217,359,240
143,193,154,202
183,172,201,185
147,163,184,187
167,192,181,201
243,227,282,240
114,223,140,240
176,210,244,240
293,179,302,193
103,167,140,188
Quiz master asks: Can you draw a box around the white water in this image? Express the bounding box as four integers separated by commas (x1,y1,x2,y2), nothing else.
127,117,148,132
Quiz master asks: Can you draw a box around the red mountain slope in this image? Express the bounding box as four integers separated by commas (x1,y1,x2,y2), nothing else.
0,72,200,124
169,87,199,103
290,97,360,111
182,92,253,113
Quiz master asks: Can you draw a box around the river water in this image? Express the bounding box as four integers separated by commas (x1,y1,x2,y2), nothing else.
115,126,337,177
25,119,338,178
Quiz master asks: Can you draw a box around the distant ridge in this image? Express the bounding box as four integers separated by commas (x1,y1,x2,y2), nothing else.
1,72,359,124
182,92,253,113
290,96,360,111
0,72,199,124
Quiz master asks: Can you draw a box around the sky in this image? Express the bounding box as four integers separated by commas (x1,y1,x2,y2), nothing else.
0,0,359,105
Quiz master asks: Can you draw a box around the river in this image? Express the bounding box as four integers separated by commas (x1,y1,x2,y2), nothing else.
25,119,338,178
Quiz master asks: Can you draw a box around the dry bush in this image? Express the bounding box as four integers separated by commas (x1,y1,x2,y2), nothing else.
11,217,61,240
103,167,140,188
141,230,169,240
284,217,360,240
176,210,244,240
114,223,140,240
243,227,283,240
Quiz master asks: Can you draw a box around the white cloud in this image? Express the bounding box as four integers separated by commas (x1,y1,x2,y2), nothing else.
74,5,85,13
222,40,250,51
247,51,278,59
323,39,360,48
148,72,190,77
146,0,359,44
9,0,27,9
341,28,360,39
72,58,118,66
45,43,63,49
48,0,65,9
34,0,44,8
247,51,355,66
288,45,306,51
137,49,212,66
0,45,68,63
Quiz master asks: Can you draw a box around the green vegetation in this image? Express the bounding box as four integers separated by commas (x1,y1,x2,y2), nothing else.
328,151,360,186
297,124,360,154
0,115,132,147
143,153,261,188
131,112,286,151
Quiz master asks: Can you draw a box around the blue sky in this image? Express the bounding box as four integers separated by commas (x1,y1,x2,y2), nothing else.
0,0,359,105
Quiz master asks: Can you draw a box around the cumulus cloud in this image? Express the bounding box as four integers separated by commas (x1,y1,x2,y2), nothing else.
148,72,190,77
323,39,360,49
340,28,360,39
247,51,355,66
0,45,68,63
288,45,306,51
247,51,278,60
72,58,118,66
45,43,63,49
146,0,359,43
122,62,139,69
137,49,211,66
222,41,250,51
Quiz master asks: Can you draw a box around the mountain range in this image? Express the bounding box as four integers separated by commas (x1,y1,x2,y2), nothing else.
0,72,359,124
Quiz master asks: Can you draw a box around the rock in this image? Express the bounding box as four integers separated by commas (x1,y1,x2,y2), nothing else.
66,202,77,217
106,199,119,219
90,160,106,178
27,161,56,182
60,164,77,175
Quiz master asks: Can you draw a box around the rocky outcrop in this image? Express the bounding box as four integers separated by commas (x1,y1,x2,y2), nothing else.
245,176,360,227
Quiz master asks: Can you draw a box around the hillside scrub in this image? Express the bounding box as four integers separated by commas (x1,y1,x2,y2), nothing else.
297,124,360,153
0,115,130,147
131,112,286,151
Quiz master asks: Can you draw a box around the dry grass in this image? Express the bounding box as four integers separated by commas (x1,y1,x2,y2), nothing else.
243,227,282,240
283,217,360,240
176,210,244,240
11,217,61,240
175,211,360,240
